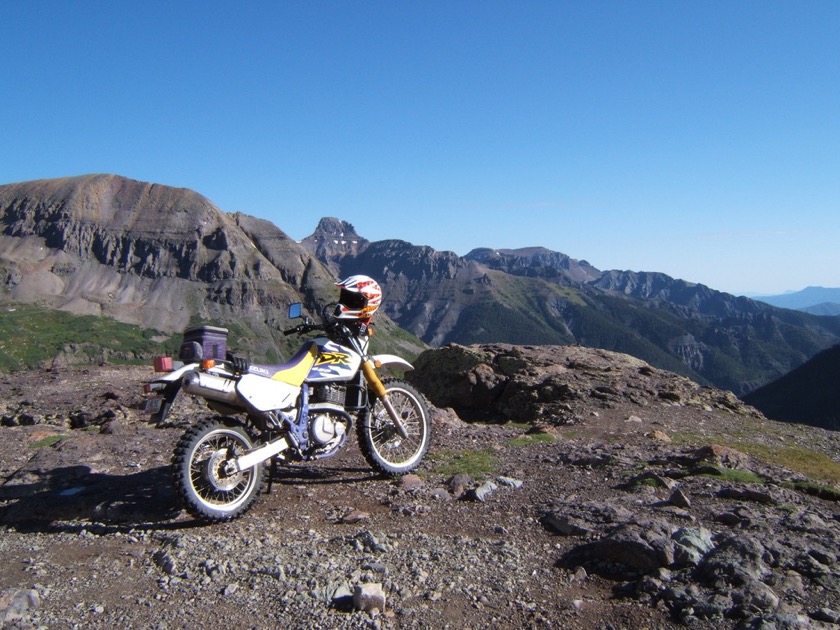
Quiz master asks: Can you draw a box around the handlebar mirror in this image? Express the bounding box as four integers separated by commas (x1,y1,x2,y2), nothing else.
288,303,303,320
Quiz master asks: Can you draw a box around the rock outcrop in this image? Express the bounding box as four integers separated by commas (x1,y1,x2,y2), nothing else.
407,343,759,423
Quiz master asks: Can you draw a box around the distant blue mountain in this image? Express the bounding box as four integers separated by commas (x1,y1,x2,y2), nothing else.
801,303,840,316
754,287,840,314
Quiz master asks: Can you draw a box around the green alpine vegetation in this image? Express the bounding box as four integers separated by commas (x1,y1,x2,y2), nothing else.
0,305,176,371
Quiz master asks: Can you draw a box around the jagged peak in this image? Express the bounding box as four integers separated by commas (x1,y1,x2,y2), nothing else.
299,217,370,267
309,217,365,242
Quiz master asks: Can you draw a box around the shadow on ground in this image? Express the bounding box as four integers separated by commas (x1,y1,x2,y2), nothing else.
0,465,182,532
0,459,387,533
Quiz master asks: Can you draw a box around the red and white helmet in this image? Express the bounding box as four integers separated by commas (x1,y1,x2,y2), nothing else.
334,275,382,320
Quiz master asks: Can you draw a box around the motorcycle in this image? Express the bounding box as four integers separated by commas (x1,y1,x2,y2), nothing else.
143,301,432,522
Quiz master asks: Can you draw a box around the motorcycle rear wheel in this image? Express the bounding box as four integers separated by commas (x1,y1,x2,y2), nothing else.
358,378,431,475
172,417,264,522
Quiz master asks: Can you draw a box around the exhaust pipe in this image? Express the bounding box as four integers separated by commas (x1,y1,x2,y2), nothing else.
182,371,239,404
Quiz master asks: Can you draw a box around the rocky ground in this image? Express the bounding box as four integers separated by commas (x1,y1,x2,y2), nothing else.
1,345,840,629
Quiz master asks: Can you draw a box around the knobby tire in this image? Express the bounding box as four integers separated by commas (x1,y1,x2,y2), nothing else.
171,417,265,522
358,378,432,475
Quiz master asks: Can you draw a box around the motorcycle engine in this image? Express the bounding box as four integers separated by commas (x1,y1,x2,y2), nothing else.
310,411,347,447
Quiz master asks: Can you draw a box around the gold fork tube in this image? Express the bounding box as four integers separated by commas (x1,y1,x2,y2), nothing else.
361,361,409,438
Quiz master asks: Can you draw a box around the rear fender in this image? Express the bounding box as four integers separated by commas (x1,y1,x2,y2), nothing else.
146,363,199,423
150,362,201,384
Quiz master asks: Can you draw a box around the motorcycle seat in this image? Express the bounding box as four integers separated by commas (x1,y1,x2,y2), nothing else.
250,341,319,386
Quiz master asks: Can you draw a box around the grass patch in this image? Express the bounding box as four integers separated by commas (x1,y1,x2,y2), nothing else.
506,432,557,448
29,435,67,449
781,481,840,502
691,465,765,484
0,302,428,372
630,477,662,489
428,448,498,478
0,304,175,371
731,443,840,487
669,431,840,488
623,471,672,489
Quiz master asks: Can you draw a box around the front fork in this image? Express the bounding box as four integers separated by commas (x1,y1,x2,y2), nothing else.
361,360,409,439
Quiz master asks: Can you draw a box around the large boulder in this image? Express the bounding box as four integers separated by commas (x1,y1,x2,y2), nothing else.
407,343,761,424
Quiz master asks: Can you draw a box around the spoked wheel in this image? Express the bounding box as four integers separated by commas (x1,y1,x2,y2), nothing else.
172,417,264,522
358,379,431,475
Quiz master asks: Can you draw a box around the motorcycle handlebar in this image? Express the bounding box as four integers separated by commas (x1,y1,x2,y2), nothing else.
283,319,350,339
283,322,335,336
284,323,316,336
282,303,352,339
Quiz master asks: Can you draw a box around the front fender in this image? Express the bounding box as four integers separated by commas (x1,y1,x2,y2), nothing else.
372,354,414,371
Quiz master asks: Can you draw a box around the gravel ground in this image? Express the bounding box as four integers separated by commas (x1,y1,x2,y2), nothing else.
1,364,840,629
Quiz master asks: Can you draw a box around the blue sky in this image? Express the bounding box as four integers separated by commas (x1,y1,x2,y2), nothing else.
2,1,838,295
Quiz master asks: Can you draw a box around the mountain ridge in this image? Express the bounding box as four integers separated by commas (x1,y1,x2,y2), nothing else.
3,175,840,399
0,175,426,363
301,217,840,396
744,343,840,431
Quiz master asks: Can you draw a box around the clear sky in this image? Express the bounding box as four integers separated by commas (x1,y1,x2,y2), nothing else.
2,1,838,296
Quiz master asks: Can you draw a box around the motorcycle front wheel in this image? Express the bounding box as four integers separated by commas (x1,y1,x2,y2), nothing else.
358,378,431,475
172,417,264,522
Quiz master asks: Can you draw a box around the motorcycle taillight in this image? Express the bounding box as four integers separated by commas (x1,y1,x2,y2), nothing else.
153,357,173,372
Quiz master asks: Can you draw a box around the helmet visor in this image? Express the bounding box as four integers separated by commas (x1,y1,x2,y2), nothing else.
339,288,368,310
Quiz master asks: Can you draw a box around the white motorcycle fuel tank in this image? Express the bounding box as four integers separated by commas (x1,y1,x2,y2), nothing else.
304,338,362,383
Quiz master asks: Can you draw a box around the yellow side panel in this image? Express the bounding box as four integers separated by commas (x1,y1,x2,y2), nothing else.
271,342,318,386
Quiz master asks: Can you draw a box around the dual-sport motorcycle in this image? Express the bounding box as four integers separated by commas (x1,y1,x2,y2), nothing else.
143,275,431,522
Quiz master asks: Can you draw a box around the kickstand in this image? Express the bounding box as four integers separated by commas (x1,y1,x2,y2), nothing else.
266,457,278,494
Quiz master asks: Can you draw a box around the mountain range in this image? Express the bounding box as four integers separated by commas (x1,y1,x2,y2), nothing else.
301,217,840,396
0,175,424,364
753,287,840,316
2,174,840,401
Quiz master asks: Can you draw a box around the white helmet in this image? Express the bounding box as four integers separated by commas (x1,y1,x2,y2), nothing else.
334,275,382,320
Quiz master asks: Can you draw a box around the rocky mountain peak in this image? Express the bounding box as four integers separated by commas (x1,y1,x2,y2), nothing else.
300,217,368,268
312,217,363,240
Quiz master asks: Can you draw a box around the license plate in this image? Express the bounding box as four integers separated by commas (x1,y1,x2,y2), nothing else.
144,397,163,415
